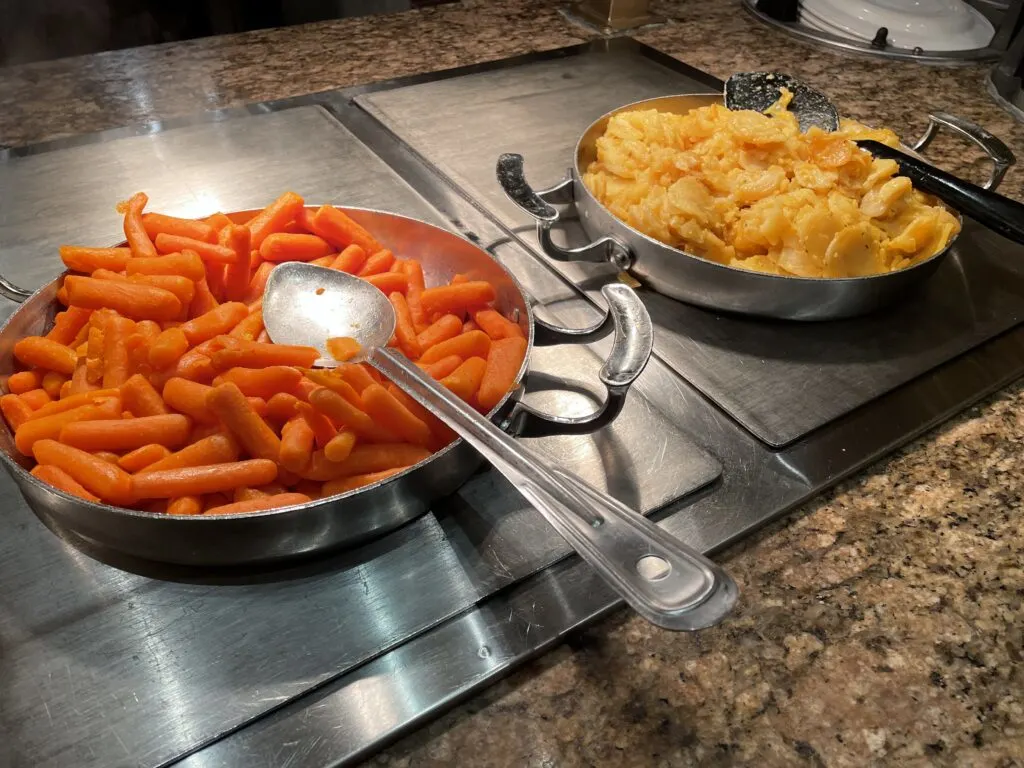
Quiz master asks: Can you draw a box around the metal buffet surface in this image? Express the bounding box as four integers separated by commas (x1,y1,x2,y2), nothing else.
3,39,1024,768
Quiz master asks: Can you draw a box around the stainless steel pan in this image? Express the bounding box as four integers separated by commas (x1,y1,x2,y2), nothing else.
497,94,1016,321
0,207,653,567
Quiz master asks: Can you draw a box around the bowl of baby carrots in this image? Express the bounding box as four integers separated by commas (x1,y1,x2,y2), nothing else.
0,191,639,566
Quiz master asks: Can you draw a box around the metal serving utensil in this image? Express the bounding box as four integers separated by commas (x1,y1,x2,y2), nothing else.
724,71,1024,246
263,262,738,632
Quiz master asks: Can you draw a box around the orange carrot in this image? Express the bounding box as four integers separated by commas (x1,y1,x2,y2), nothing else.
266,392,302,423
180,302,249,346
208,382,281,461
120,374,169,417
190,278,219,319
242,261,274,303
415,314,463,352
440,357,488,402
477,336,527,411
143,213,217,244
125,250,206,282
102,315,134,388
123,192,158,259
93,451,122,465
128,274,196,308
162,377,216,423
357,249,396,277
41,372,67,399
323,468,408,495
13,336,77,376
389,292,421,359
475,309,524,340
279,417,315,473
7,371,40,395
118,443,172,473
365,272,408,295
420,282,497,317
259,233,332,262
229,308,264,341
247,396,269,418
139,433,239,474
213,366,302,399
250,249,262,271
323,443,430,477
1,394,33,430
294,402,337,448
332,363,377,394
31,464,101,502
33,438,133,505
330,244,367,274
326,337,361,362
132,459,278,499
203,212,233,233
386,383,456,449
323,429,357,463
311,206,382,254
307,387,395,444
46,307,93,347
56,285,69,306
247,192,305,250
204,492,310,516
220,225,252,303
211,341,319,371
154,233,239,264
68,361,95,395
19,388,52,410
85,325,104,384
400,261,427,329
59,246,132,274
419,330,491,365
149,327,191,370
28,388,120,420
64,276,181,321
361,384,432,447
167,495,203,515
234,486,270,502
60,414,191,452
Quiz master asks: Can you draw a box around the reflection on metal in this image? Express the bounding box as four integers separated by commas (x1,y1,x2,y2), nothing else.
987,0,1024,121
563,0,665,34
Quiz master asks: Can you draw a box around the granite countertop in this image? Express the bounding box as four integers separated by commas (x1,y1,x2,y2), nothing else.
2,1,1022,765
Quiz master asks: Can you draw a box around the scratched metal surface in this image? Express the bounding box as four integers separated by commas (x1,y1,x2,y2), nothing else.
0,102,719,768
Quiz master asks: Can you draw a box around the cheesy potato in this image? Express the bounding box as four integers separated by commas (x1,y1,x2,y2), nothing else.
581,93,960,279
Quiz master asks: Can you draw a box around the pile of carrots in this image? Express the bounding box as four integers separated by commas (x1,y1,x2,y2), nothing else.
0,192,528,515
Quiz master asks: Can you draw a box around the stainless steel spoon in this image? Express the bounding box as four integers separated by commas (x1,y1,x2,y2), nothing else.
263,261,738,631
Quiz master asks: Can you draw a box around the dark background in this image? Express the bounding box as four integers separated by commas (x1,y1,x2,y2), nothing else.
0,0,455,66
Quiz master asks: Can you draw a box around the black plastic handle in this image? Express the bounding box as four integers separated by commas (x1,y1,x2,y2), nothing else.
857,139,1024,246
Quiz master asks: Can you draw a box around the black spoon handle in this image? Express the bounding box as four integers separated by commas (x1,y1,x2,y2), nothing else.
857,139,1024,246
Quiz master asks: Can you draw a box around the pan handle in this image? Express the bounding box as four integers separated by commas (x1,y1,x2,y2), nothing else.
497,153,633,271
509,283,653,438
909,111,1015,191
0,276,34,303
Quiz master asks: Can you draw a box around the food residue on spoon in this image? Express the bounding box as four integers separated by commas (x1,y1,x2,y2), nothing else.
316,287,325,295
327,336,362,362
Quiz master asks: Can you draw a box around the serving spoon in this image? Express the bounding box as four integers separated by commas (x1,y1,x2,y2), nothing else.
262,262,738,632
724,72,1024,246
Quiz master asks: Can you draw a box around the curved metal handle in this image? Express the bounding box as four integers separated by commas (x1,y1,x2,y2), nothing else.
910,111,1015,191
858,140,1024,246
0,276,34,304
369,346,737,632
496,153,633,271
512,283,653,438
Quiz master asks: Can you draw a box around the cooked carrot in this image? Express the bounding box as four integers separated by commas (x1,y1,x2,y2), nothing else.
45,308,92,349
202,493,231,512
70,317,92,349
118,443,172,472
162,377,216,423
93,451,122,464
310,255,336,268
386,383,456,449
419,330,491,365
59,246,132,274
41,372,67,399
302,369,363,407
330,244,367,274
234,486,270,502
128,274,196,308
247,192,305,250
326,337,361,362
31,464,101,502
125,250,206,282
208,382,281,461
462,319,478,333
325,443,430,477
420,282,497,318
132,459,278,499
307,387,397,444
477,336,527,411
323,429,357,463
415,355,463,382
19,389,52,409
1,394,33,430
229,308,263,341
415,314,463,352
189,278,219,319
140,432,239,474
56,286,69,306
364,272,408,295
102,315,134,388
154,233,238,264
361,384,432,447
7,371,40,395
203,212,234,233
220,225,252,303
206,263,226,303
120,373,169,417
279,417,315,473
247,396,269,418
179,301,249,347
357,249,396,277
214,366,302,399
68,361,95,395
259,233,332,262
123,192,158,259
33,438,133,505
13,336,77,376
266,392,302,423
331,363,377,394
475,309,524,340
440,357,488,402
211,341,319,371
149,327,191,370
143,213,217,244
85,325,104,384
388,292,421,359
238,262,272,305
311,206,382,254
296,401,339,448
249,249,262,271
167,495,203,515
60,414,191,452
168,351,215,384
399,261,427,329
29,388,119,420
64,276,182,321
322,468,408,495
205,492,310,516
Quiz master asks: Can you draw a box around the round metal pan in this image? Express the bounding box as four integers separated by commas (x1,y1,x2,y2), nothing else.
497,93,1015,321
0,207,652,567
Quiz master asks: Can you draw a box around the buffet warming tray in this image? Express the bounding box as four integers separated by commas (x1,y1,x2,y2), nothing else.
3,38,1024,768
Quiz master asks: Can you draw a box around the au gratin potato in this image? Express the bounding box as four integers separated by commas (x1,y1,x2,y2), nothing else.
582,91,961,279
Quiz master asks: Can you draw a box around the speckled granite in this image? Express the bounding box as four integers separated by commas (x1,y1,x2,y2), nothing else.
1,1,1023,766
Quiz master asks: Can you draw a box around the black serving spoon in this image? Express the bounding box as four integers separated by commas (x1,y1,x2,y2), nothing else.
724,72,1024,246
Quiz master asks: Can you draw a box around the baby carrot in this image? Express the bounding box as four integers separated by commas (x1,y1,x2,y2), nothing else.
419,330,491,365
132,459,278,499
190,278,220,318
13,337,77,376
31,464,100,502
323,429,357,463
213,366,303,399
46,306,93,346
311,255,336,267
229,308,264,341
401,261,427,330
324,443,430,477
28,388,121,420
1,394,33,430
266,392,302,423
208,382,281,461
204,492,310,516
203,212,234,233
19,388,52,410
307,387,395,444
126,250,206,282
162,377,216,423
364,272,408,295
389,292,421,359
118,443,172,473
60,414,191,452
279,417,315,474
247,192,305,250
93,451,122,465
440,357,488,403
143,213,217,244
64,276,182,321
361,384,432,447
202,493,232,512
296,401,338,448
301,369,363,406
68,361,95,395
85,325,104,384
474,309,524,340
386,383,456,449
357,249,396,277
149,327,191,370
415,314,463,352
211,341,319,371
326,337,361,362
33,439,133,505
222,225,253,303
259,233,332,262
167,495,203,516
329,244,367,274
56,286,69,306
247,396,269,418
319,364,375,394
120,373,168,417
154,233,238,264
139,432,239,474
128,274,196,308
7,371,40,394
123,192,158,259
59,246,132,274
41,372,68,399
242,261,274,304
180,301,249,346
323,467,408,496
417,355,464,380
102,315,135,387
477,336,528,412
311,206,382,254
206,264,226,303
420,282,497,318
